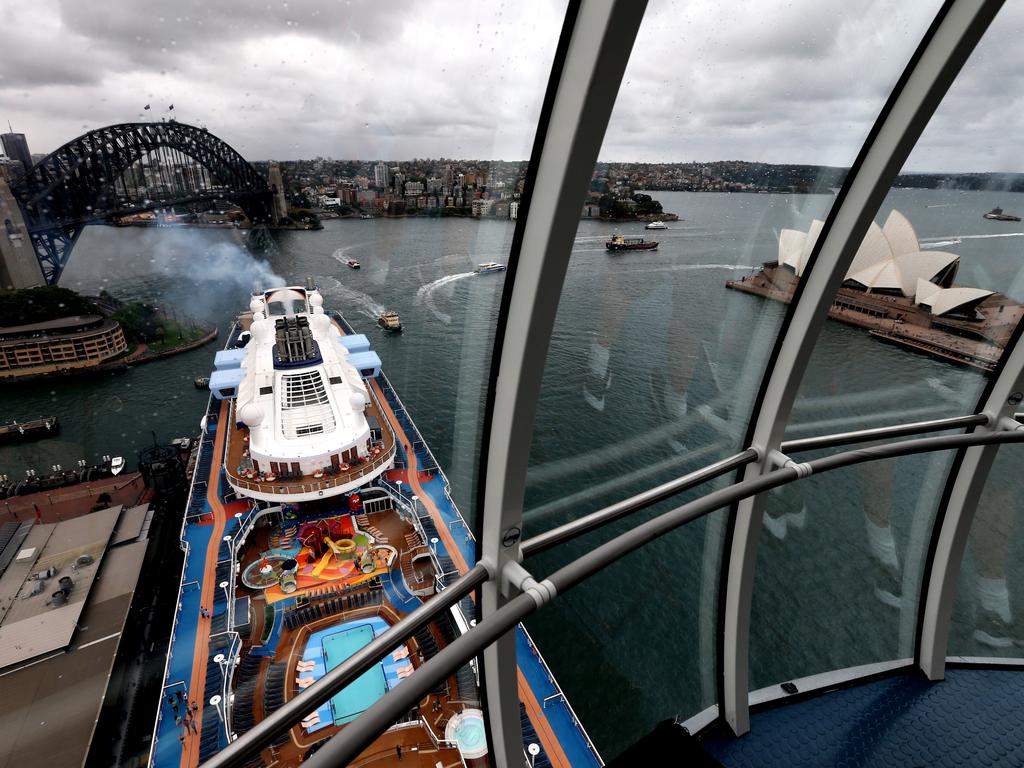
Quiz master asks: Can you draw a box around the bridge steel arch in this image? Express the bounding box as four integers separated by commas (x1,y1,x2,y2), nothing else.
9,121,273,284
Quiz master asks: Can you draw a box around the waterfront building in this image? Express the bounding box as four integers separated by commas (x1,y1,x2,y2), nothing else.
0,503,153,767
403,180,424,196
0,314,128,378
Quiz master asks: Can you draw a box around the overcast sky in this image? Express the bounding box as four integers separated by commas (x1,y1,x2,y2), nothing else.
1,0,1022,172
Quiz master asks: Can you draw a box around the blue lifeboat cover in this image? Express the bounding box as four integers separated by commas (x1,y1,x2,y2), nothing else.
339,334,371,353
209,367,244,399
347,350,382,377
214,348,246,369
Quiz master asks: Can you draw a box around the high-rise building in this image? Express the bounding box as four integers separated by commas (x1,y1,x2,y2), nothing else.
0,133,32,177
373,161,390,189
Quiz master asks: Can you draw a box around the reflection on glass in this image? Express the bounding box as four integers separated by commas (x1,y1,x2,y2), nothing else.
751,449,956,688
950,445,1024,654
1,1,562,766
521,0,944,758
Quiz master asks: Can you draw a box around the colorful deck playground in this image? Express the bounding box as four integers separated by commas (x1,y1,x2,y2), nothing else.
149,314,600,768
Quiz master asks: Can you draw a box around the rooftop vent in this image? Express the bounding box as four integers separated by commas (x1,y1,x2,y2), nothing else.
76,553,94,567
274,316,316,363
51,589,68,607
31,566,56,581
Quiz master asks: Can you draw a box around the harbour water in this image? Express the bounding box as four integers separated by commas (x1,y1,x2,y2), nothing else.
4,189,1024,757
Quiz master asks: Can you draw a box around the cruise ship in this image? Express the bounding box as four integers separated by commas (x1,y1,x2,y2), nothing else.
150,284,598,768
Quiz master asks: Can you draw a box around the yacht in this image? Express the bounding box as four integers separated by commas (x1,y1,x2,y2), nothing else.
475,261,507,273
645,220,668,230
151,284,595,767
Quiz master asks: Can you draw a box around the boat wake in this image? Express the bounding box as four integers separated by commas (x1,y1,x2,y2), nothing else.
921,232,1024,242
627,263,757,276
318,276,384,321
415,272,475,326
330,242,373,262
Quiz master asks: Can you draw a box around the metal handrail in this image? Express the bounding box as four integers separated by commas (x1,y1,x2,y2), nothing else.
781,412,989,453
522,448,759,556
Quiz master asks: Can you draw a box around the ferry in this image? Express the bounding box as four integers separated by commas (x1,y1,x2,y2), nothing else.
150,282,598,768
377,310,403,333
474,261,506,273
983,206,1021,221
606,233,659,251
345,258,361,269
645,220,668,230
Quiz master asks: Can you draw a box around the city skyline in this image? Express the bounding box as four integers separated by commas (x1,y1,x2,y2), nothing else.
2,1,1024,172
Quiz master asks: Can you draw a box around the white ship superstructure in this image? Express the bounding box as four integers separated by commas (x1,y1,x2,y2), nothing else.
208,285,396,502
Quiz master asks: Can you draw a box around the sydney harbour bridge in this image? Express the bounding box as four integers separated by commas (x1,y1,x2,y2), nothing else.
6,121,284,284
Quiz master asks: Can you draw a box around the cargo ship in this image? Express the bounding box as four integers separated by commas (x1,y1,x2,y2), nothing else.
149,282,599,768
605,233,658,251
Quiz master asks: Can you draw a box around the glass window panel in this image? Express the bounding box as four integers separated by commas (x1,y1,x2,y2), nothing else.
0,2,561,767
787,4,1024,439
750,448,957,688
522,0,942,758
949,444,1024,657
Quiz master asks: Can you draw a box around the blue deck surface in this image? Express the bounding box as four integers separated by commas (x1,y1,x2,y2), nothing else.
701,668,1024,767
152,496,215,767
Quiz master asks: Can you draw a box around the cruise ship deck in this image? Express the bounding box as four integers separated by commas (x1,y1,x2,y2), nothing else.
150,314,598,768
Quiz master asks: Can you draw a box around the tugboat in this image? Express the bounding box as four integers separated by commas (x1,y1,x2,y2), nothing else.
475,261,506,274
983,207,1022,222
606,233,659,251
346,258,361,269
377,310,403,333
645,220,668,230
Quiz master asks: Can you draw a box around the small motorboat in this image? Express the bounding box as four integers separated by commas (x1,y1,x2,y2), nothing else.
346,259,361,269
475,261,506,274
110,456,125,476
194,376,210,389
645,221,668,230
377,310,403,333
983,207,1021,222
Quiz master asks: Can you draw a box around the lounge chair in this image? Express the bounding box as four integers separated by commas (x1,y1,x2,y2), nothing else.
392,647,410,661
296,676,315,688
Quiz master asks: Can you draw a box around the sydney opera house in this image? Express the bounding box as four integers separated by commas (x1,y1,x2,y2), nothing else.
729,210,1023,369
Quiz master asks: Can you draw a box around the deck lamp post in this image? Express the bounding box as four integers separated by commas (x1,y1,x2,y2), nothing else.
528,742,540,767
430,536,439,554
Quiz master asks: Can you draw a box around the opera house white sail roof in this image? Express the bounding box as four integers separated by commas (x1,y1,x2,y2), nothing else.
777,210,993,317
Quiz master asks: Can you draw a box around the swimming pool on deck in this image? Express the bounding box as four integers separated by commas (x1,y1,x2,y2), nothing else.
299,616,409,731
323,625,386,724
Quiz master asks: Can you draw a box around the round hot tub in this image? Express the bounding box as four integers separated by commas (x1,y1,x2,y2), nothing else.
445,708,488,760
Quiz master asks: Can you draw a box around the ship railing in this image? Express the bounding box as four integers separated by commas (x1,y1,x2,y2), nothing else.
521,625,602,762
375,368,450,493
149,392,215,768
225,442,397,497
